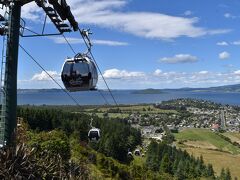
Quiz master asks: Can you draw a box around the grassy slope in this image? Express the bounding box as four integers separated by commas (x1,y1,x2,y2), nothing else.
71,143,175,180
175,128,240,154
223,132,240,144
174,129,240,178
184,147,240,178
87,105,178,114
94,113,129,118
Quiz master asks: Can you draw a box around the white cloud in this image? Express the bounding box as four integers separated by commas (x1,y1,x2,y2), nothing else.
160,54,198,64
198,71,208,74
234,70,240,75
19,68,240,89
184,10,193,16
103,69,145,79
21,0,231,40
50,37,83,44
69,0,231,40
219,51,230,60
0,3,42,21
217,40,240,46
21,2,43,21
154,69,162,76
216,41,228,46
93,39,129,46
98,69,240,89
232,40,240,45
224,13,236,19
207,29,231,35
31,71,59,81
50,37,129,46
75,11,230,40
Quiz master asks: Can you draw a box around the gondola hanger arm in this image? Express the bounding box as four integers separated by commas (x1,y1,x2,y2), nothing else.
80,28,93,54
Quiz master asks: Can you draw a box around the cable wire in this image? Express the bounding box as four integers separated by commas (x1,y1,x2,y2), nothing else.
89,50,118,106
62,34,76,55
78,28,119,106
20,26,117,107
19,44,82,107
97,89,109,105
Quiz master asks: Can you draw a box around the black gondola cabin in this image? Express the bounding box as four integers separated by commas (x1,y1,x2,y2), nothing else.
61,54,98,92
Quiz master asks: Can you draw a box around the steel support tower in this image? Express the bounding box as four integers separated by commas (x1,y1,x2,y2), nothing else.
0,1,21,146
0,0,78,146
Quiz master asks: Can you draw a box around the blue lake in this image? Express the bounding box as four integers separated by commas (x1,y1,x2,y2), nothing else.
16,90,240,106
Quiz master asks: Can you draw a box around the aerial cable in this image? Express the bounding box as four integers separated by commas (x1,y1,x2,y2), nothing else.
20,44,105,141
90,117,93,128
19,43,110,108
19,27,76,55
97,89,109,105
19,23,118,107
23,27,40,36
19,44,82,107
89,50,118,106
62,33,76,55
78,27,119,106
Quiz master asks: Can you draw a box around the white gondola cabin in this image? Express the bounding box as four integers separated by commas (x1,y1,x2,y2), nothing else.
61,54,98,92
127,151,133,157
88,128,100,141
134,149,141,156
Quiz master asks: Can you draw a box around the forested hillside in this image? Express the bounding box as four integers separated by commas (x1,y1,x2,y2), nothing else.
0,106,225,179
17,107,141,162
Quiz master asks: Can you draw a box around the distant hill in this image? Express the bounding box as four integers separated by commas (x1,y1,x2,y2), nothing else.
17,84,240,93
17,89,62,94
184,84,240,93
132,84,240,94
132,88,164,94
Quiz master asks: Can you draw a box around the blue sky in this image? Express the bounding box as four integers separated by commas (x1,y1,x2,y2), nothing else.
2,0,240,89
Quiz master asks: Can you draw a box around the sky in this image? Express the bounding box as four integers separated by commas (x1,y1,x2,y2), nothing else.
2,0,240,89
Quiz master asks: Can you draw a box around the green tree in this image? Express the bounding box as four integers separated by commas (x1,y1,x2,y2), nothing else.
162,125,175,144
160,154,171,173
176,160,185,180
28,130,70,161
206,164,215,178
146,141,160,171
225,168,232,180
220,168,226,180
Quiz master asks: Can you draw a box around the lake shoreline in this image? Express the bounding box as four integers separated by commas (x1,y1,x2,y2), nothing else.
14,90,240,106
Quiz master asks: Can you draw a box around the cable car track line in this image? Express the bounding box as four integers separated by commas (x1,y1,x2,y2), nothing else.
97,89,109,105
19,44,81,107
20,27,118,107
89,50,118,106
62,34,76,55
78,28,119,106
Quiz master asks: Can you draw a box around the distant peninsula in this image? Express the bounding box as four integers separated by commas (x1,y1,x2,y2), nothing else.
182,84,240,93
132,88,164,94
17,83,240,94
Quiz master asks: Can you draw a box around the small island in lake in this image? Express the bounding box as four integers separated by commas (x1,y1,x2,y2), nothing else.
132,88,164,94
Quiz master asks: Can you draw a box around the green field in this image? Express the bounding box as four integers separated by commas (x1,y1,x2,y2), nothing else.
175,128,240,154
174,129,240,178
84,105,178,116
223,132,240,144
94,113,129,118
184,147,240,178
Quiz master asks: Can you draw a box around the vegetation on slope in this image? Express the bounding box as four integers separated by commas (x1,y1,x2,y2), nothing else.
0,107,225,179
146,141,215,179
175,128,240,154
174,128,240,178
